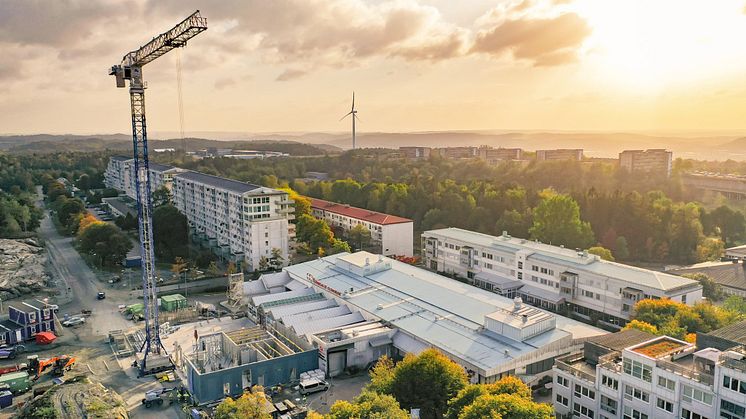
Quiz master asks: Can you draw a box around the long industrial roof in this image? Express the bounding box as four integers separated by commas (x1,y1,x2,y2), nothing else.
283,252,604,375
308,197,412,225
425,228,700,292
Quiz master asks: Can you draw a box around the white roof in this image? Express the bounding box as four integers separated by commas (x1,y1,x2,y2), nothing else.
426,228,700,292
290,312,366,337
282,306,351,326
266,299,337,319
251,288,314,306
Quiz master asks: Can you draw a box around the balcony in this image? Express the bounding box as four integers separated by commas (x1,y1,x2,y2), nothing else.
555,354,596,383
655,359,714,386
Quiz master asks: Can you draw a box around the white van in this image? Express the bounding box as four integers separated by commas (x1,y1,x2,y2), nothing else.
299,378,329,396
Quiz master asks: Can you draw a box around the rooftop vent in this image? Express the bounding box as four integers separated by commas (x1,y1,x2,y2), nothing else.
513,297,523,311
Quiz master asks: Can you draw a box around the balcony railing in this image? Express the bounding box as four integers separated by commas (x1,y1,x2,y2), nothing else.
655,359,714,386
555,356,596,383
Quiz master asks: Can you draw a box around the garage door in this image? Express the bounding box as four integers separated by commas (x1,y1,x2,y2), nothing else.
328,351,346,377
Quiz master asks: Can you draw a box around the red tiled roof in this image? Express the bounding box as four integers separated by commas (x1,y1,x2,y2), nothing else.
307,197,412,225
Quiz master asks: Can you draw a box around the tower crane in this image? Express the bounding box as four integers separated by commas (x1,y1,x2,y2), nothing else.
109,11,207,375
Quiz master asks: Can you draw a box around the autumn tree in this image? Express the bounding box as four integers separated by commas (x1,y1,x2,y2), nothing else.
622,319,659,335
459,393,553,419
587,246,615,261
214,386,271,419
682,273,724,301
327,391,408,419
349,224,372,250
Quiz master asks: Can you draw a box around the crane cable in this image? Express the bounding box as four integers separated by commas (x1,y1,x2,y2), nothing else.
176,49,186,154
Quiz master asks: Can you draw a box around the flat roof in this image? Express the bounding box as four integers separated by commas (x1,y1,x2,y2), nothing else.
630,336,691,359
175,171,269,194
308,197,412,225
284,252,605,375
702,319,746,345
425,228,700,292
587,329,656,351
148,162,176,172
111,155,132,162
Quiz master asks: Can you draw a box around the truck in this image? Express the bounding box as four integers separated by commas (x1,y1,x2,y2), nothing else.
0,364,26,377
0,372,31,395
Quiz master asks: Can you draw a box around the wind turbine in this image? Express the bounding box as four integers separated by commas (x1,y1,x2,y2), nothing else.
340,92,359,149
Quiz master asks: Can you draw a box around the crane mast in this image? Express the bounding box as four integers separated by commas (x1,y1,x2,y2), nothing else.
109,11,207,375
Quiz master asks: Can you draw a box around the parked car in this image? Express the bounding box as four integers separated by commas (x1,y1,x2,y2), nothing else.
299,379,329,396
62,317,85,327
97,292,106,300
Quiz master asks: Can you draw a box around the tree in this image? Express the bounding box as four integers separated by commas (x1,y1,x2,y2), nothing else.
151,186,173,208
56,197,85,233
327,391,409,419
152,204,188,262
76,173,91,191
587,246,615,261
367,356,395,395
682,273,724,301
77,223,132,267
329,238,352,255
349,224,372,250
696,237,724,262
226,262,237,275
724,295,746,315
171,256,188,281
207,261,221,277
214,387,271,419
623,319,659,335
529,194,594,249
615,236,630,260
446,376,533,419
77,213,102,234
269,248,285,270
704,205,746,246
296,214,334,251
258,256,270,272
387,348,468,418
459,393,553,419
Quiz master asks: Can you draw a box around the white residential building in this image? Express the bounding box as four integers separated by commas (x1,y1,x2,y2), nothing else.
309,198,413,256
421,228,703,328
172,171,294,271
103,157,187,200
553,330,746,419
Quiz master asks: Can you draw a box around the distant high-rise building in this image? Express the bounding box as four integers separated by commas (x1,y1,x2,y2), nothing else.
399,146,431,159
536,149,584,161
619,149,673,177
435,146,478,159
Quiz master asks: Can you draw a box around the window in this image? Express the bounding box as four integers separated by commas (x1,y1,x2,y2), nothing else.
624,385,649,403
682,294,687,304
724,375,746,394
657,397,674,413
721,399,746,419
681,409,707,419
517,272,523,280
556,394,568,407
682,385,713,406
532,265,539,271
518,261,523,269
601,375,618,390
556,375,569,387
623,406,648,419
575,384,595,400
600,395,617,415
658,376,675,391
574,402,595,418
623,358,652,382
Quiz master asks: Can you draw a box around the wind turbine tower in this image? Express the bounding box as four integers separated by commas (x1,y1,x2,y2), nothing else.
340,92,359,149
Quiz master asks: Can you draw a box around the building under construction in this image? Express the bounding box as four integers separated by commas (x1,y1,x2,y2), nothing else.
184,325,317,403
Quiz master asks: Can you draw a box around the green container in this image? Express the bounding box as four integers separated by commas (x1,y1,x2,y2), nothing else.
0,372,31,394
160,294,187,312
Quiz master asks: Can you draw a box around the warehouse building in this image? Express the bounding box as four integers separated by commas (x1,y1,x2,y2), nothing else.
244,251,605,383
309,198,413,256
422,228,703,328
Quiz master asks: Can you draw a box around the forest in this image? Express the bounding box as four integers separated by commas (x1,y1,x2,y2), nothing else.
166,150,744,265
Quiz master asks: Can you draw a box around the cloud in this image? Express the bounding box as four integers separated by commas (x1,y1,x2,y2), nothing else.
276,69,308,82
214,77,238,89
471,12,591,66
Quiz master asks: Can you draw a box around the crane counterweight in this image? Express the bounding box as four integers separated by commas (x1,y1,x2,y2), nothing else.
109,10,207,376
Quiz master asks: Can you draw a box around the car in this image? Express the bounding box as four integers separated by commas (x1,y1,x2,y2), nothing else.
62,317,85,327
298,378,329,396
97,292,106,300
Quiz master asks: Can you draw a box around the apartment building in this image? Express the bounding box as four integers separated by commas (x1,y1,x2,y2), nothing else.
399,146,432,159
553,330,746,419
309,198,413,256
172,171,294,271
104,157,187,199
435,146,478,159
477,146,523,163
536,149,584,161
421,228,702,328
619,149,673,177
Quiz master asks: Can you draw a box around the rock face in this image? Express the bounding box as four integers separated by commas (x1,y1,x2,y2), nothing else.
0,238,49,298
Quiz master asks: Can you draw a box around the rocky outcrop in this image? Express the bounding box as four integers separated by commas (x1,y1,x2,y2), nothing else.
0,238,49,298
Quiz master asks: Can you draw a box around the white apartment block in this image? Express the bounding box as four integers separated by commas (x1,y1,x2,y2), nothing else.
536,149,584,161
103,157,187,200
309,198,413,257
619,149,673,177
172,172,294,271
421,228,703,328
553,330,746,419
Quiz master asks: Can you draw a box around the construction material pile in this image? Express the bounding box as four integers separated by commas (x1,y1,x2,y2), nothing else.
0,239,49,298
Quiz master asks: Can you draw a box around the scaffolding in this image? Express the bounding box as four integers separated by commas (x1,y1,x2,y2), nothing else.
227,273,244,308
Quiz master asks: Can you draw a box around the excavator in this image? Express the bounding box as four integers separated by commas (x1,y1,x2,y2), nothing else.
26,355,76,380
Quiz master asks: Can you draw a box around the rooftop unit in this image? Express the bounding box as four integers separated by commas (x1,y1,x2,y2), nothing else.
482,297,556,342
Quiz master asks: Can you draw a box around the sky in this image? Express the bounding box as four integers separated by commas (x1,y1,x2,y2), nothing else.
2,0,746,135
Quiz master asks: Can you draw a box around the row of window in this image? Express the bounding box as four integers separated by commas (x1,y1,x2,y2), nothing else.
724,375,746,395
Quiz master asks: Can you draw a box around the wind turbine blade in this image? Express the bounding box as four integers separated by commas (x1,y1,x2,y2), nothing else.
339,111,353,121
354,114,361,122
352,91,355,111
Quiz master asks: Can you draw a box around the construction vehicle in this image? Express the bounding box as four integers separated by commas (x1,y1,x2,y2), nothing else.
109,10,207,376
26,354,76,380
